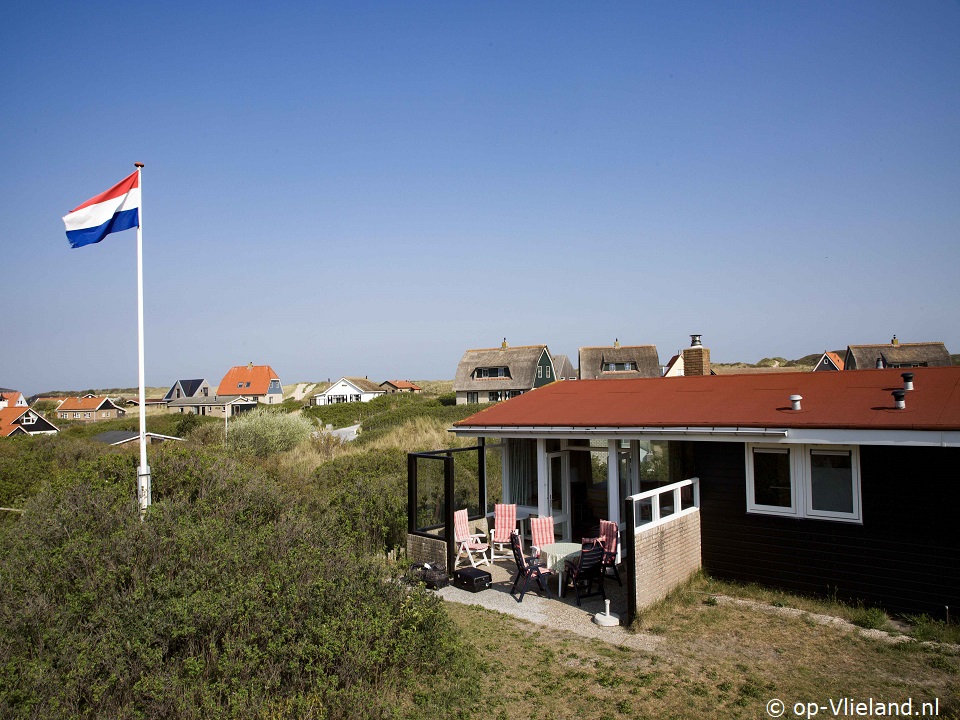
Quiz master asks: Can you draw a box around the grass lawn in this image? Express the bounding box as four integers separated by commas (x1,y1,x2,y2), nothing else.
442,578,959,720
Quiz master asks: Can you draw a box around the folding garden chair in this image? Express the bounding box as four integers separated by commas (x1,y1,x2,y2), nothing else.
529,515,555,560
488,503,519,560
599,519,623,586
453,508,491,569
509,531,552,602
563,537,606,606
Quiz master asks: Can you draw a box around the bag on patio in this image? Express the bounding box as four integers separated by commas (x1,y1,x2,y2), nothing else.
409,562,449,590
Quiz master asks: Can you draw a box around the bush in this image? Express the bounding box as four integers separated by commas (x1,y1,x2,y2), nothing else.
0,453,469,719
226,408,313,458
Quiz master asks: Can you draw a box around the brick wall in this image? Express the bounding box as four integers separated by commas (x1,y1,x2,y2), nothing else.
633,510,702,611
407,533,447,569
681,346,711,376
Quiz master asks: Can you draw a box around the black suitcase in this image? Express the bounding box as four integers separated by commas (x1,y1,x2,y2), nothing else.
453,567,492,593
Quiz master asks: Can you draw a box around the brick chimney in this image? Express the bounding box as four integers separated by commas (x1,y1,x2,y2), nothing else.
682,334,711,376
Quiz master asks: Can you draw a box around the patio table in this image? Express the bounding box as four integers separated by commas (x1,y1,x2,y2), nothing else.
538,542,581,597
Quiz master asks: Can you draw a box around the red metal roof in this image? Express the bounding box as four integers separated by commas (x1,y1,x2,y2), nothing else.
454,366,960,431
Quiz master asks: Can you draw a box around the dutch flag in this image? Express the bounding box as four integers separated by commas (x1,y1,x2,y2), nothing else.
62,170,141,248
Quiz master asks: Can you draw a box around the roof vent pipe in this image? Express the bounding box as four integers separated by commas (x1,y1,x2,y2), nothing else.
690,334,702,347
789,394,802,411
901,372,914,391
892,389,906,410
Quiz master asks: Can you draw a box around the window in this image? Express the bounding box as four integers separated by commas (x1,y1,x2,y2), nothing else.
466,392,478,404
808,449,857,519
746,444,861,523
488,391,503,402
746,447,795,515
21,413,35,425
603,362,636,371
475,367,509,379
537,366,543,378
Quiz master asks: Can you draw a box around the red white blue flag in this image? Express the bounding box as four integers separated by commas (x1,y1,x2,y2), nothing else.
62,170,141,248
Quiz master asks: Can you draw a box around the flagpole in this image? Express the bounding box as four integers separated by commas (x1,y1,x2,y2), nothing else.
134,162,151,513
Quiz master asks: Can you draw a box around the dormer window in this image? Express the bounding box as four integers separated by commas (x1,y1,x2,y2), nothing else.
475,366,510,379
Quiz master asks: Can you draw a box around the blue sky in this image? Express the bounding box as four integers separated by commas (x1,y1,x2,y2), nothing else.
4,2,959,395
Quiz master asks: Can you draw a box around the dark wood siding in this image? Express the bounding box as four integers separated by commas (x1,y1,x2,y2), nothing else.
696,441,960,619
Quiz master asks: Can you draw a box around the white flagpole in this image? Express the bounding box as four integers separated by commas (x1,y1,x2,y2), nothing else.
134,162,151,513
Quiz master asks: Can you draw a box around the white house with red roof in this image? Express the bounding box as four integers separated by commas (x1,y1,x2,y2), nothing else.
216,363,283,404
0,392,28,409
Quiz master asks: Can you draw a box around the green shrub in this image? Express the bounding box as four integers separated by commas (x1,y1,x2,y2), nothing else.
849,603,889,630
0,452,469,719
226,408,313,458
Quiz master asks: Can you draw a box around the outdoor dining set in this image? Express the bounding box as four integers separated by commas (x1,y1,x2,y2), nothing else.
453,504,622,605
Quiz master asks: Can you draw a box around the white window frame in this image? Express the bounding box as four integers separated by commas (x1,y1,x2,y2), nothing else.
745,446,799,517
745,443,862,524
805,447,861,522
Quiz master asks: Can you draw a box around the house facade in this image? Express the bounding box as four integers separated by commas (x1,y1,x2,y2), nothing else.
167,395,257,417
163,379,212,402
313,377,386,405
216,364,283,404
380,380,422,394
578,340,661,380
551,354,577,381
453,341,556,405
56,396,125,423
0,392,28,409
0,406,59,437
813,351,844,372
844,338,951,370
448,366,960,618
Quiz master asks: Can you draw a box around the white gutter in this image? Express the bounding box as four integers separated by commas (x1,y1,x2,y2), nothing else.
450,425,960,447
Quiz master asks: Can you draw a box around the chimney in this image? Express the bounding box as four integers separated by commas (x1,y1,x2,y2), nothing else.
789,394,802,411
501,337,508,349
681,334,710,376
901,372,914,391
248,361,253,370
614,338,621,349
891,334,899,347
892,389,906,409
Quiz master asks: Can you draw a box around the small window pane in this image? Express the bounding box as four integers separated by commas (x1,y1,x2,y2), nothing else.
752,449,792,507
810,451,853,513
